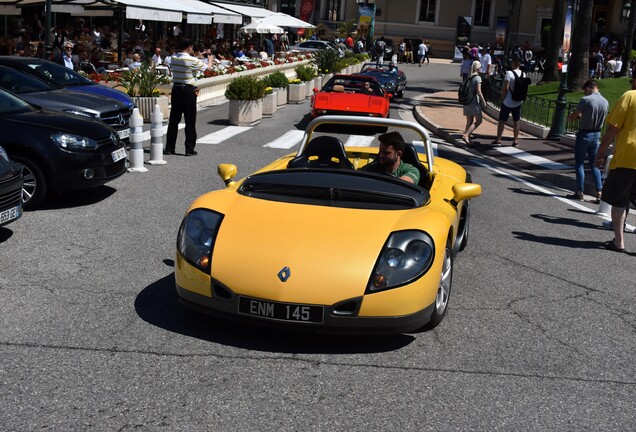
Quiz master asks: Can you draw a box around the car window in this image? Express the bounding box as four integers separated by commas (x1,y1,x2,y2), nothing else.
0,66,52,94
28,62,92,86
0,88,32,114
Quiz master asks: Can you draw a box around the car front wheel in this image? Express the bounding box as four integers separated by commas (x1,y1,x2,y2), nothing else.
425,243,453,330
12,156,47,210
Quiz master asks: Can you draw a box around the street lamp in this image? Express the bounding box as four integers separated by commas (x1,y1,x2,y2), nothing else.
623,1,631,23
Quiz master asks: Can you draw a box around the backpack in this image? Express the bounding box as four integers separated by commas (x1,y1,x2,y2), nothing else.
458,76,476,105
510,70,531,101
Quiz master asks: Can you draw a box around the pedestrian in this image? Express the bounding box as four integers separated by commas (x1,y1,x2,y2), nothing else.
375,37,386,65
59,41,76,70
566,80,608,201
479,46,492,76
492,55,524,146
460,51,472,81
418,39,427,67
462,61,486,147
151,47,162,66
594,64,636,252
424,40,431,64
404,39,413,64
164,38,209,157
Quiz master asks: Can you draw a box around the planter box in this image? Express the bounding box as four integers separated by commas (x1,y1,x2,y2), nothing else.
322,73,333,87
132,96,169,123
288,84,305,104
276,86,287,106
228,99,262,126
262,91,277,117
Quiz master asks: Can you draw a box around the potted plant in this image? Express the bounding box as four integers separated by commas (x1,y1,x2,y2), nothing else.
314,48,339,86
287,78,305,104
115,61,171,121
262,86,277,118
263,71,289,107
295,64,317,98
225,75,267,126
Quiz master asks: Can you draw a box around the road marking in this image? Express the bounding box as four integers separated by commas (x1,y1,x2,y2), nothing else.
495,146,572,170
198,126,251,144
344,135,375,147
263,130,305,148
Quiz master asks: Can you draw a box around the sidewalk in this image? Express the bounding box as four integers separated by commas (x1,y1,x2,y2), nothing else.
413,90,592,198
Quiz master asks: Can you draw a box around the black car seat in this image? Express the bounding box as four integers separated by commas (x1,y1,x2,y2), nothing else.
400,143,432,189
287,136,354,169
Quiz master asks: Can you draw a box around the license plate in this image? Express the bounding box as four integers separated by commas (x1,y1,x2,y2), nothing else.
0,205,20,225
238,296,324,324
111,148,126,163
117,128,130,139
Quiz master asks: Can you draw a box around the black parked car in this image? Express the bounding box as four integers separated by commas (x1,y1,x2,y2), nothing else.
0,145,23,226
0,56,135,111
0,65,131,140
0,87,127,210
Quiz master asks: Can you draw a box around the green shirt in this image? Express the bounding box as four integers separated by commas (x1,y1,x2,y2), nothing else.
361,160,420,184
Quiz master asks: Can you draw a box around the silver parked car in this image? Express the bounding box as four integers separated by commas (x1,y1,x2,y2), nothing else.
289,40,345,58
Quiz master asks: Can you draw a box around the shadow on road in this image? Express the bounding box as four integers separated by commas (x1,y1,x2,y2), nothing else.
38,186,118,210
134,272,416,353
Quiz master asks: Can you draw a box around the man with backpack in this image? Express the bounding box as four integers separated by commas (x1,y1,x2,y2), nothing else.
492,55,529,146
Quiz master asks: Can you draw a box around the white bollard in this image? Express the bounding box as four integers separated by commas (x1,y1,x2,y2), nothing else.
146,104,167,166
127,108,148,173
597,154,613,215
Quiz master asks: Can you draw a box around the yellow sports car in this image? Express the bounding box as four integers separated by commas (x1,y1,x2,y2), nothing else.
175,116,481,333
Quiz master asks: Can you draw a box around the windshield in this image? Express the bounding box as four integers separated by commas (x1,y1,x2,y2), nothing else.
0,87,33,115
238,169,428,210
26,62,93,87
0,65,53,94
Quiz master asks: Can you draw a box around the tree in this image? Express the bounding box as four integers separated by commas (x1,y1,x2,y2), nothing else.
622,3,636,76
542,0,566,82
503,0,519,58
567,0,594,90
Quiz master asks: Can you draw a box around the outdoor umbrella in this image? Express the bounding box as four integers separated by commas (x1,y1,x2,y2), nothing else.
257,12,315,29
240,22,285,34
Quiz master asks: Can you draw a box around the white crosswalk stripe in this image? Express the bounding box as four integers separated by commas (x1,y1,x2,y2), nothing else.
263,130,306,148
344,135,376,147
198,126,252,144
496,146,572,170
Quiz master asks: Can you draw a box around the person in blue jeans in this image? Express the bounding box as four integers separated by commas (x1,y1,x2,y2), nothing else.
567,80,608,201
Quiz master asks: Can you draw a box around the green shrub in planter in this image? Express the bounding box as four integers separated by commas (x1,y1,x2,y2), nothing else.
294,65,316,82
263,71,289,89
355,53,370,63
225,76,267,100
333,58,348,73
313,48,339,74
115,61,171,97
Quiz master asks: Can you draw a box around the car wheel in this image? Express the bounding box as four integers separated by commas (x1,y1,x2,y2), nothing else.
397,90,403,98
425,243,453,330
12,156,47,210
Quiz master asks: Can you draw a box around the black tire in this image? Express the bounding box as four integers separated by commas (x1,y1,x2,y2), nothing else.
424,242,453,330
457,200,471,252
12,156,47,210
397,90,403,98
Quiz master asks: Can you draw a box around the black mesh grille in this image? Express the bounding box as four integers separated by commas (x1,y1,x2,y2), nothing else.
104,159,126,178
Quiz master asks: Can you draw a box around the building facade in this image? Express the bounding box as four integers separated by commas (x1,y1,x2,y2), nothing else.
267,0,631,58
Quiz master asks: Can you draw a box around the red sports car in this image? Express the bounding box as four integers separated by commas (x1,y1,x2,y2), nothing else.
310,75,391,118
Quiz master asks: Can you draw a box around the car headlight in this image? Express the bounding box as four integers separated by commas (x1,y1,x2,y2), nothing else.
51,132,98,150
367,230,435,293
385,80,396,89
63,109,97,118
0,146,8,162
177,209,223,274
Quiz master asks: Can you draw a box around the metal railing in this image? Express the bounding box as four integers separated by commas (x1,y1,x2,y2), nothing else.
485,78,607,136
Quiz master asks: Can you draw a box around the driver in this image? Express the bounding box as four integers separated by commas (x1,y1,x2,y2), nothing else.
360,81,374,94
360,131,420,184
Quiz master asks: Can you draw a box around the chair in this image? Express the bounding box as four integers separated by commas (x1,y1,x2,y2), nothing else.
287,136,354,169
400,143,432,189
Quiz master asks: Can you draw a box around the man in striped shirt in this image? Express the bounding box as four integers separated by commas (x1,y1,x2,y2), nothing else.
165,38,208,156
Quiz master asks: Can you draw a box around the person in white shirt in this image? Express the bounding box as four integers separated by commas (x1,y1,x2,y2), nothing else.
479,47,492,75
60,42,75,70
605,55,617,78
173,24,182,38
493,55,524,146
418,41,427,67
615,57,623,77
151,47,162,66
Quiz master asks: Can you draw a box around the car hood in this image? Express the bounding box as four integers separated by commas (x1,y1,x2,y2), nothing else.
4,109,113,140
313,92,386,112
18,89,127,115
192,190,447,304
67,84,135,109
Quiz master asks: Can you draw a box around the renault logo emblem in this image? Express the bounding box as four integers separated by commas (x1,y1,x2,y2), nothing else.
277,267,291,282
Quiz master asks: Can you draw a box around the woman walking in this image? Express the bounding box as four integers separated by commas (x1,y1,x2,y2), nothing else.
462,61,486,146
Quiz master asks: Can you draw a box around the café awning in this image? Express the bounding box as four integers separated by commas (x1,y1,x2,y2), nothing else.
0,0,242,24
209,1,273,23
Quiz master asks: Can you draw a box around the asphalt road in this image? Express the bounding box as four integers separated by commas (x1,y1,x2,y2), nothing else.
1,62,635,431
